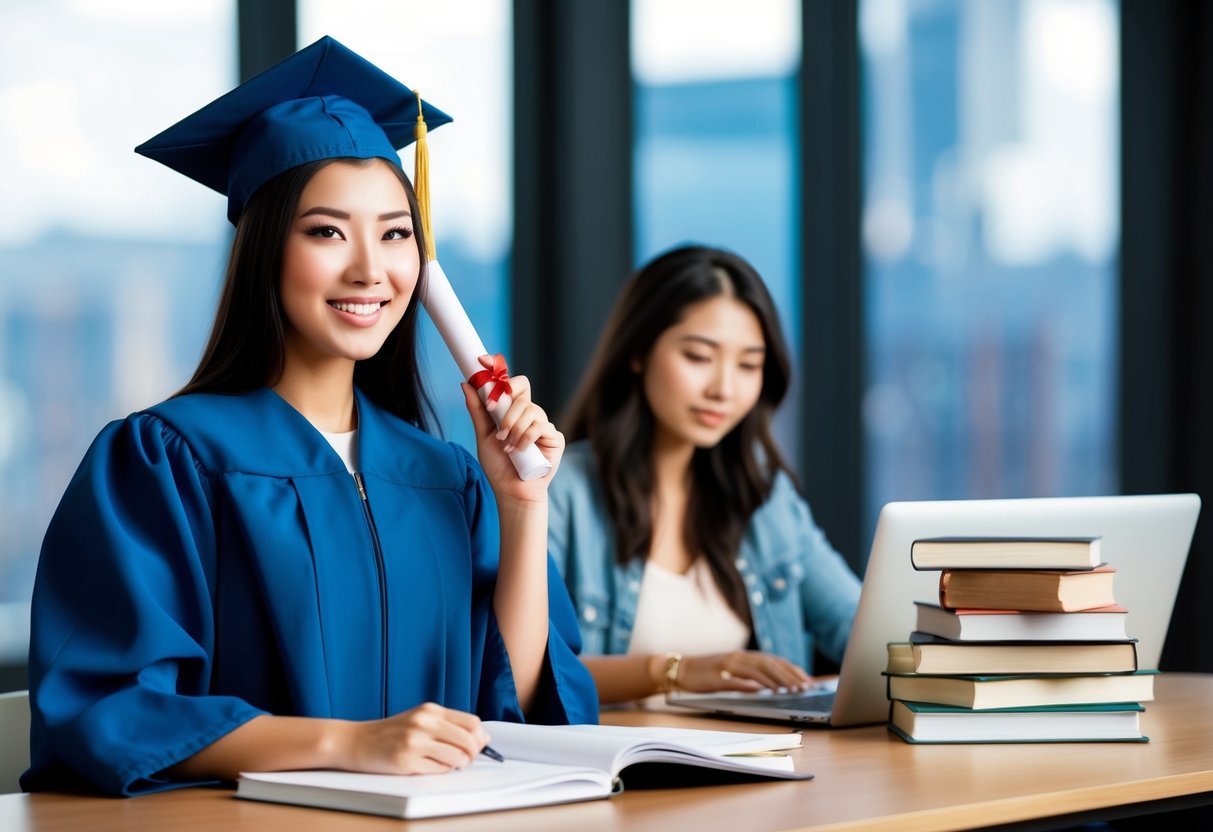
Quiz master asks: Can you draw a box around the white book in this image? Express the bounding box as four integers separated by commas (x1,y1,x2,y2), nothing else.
236,722,809,819
889,700,1146,743
914,602,1129,642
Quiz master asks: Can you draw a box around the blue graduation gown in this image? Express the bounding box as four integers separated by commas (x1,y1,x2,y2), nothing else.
22,388,598,796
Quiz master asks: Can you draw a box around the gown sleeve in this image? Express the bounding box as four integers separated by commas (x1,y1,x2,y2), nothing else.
455,445,599,727
23,415,265,796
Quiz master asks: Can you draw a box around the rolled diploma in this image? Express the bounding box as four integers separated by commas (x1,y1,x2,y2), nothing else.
421,259,552,481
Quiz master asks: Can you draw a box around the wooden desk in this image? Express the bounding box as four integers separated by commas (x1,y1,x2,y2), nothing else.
4,673,1212,832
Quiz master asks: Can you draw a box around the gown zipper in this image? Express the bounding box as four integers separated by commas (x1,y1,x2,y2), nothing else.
354,472,390,718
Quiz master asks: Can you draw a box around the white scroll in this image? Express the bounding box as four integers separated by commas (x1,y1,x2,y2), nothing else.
421,260,552,481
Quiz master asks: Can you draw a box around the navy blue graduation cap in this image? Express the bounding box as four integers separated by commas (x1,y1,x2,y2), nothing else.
136,35,452,225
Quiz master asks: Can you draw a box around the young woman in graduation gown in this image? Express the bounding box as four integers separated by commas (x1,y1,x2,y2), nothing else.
22,37,597,796
548,245,861,704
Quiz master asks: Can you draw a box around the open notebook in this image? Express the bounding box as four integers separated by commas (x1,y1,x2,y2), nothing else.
236,722,810,819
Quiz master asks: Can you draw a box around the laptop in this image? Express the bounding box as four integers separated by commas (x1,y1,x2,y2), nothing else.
667,493,1201,727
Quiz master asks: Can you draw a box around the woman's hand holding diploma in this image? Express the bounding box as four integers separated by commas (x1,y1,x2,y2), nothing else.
462,357,563,504
422,260,552,481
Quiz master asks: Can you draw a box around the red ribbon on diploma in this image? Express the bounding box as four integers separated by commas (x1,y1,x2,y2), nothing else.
468,354,513,404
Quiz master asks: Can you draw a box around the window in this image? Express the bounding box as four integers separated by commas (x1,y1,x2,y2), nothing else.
631,0,802,458
860,0,1120,537
0,0,236,665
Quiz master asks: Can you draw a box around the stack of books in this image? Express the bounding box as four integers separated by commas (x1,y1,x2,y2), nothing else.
885,536,1155,743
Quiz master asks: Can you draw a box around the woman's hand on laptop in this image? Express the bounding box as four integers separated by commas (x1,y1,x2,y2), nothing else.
679,651,813,693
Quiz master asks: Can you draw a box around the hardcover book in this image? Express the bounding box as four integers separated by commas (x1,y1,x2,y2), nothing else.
883,669,1157,710
938,566,1116,612
910,537,1101,570
887,635,1139,676
888,700,1147,743
913,602,1128,642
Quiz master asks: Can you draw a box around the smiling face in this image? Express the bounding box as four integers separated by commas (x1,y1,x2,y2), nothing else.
278,158,421,371
640,294,767,452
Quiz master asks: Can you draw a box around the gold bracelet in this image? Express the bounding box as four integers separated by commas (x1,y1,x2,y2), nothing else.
661,652,682,694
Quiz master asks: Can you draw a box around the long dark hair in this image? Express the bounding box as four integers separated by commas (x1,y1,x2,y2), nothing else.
175,157,435,430
563,245,795,621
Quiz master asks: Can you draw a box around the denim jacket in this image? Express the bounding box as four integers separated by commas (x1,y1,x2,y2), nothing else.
548,441,860,672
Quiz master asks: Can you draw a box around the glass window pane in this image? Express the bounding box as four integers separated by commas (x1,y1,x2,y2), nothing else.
298,2,512,453
0,0,236,664
860,0,1120,538
632,0,802,458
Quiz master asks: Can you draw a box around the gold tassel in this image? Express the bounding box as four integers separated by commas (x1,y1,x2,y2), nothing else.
413,90,436,261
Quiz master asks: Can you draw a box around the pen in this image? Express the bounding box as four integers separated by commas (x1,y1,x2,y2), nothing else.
480,745,505,763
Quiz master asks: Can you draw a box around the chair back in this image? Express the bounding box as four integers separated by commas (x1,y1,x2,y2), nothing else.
0,690,30,794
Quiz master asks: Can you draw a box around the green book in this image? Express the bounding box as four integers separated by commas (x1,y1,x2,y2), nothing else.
888,699,1148,744
883,667,1157,710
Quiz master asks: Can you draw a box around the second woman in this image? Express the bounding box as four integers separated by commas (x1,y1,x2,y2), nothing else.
549,245,861,704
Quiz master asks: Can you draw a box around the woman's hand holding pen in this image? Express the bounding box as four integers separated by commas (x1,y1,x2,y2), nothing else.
674,651,814,694
341,702,494,775
169,704,497,782
462,354,564,502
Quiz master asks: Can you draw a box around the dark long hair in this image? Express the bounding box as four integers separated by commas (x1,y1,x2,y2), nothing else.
563,245,795,621
175,158,435,430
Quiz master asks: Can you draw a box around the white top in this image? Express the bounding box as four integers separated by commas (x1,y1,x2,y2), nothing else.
627,558,751,656
320,428,359,474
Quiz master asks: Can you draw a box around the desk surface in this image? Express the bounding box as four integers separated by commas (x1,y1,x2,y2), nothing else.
4,673,1212,832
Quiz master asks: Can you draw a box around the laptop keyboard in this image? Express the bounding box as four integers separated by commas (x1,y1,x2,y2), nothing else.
763,691,836,712
680,690,837,712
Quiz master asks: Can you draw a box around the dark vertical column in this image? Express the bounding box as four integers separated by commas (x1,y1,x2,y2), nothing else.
513,0,633,410
799,0,864,571
1122,0,1213,674
237,0,296,80
1120,2,1179,494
